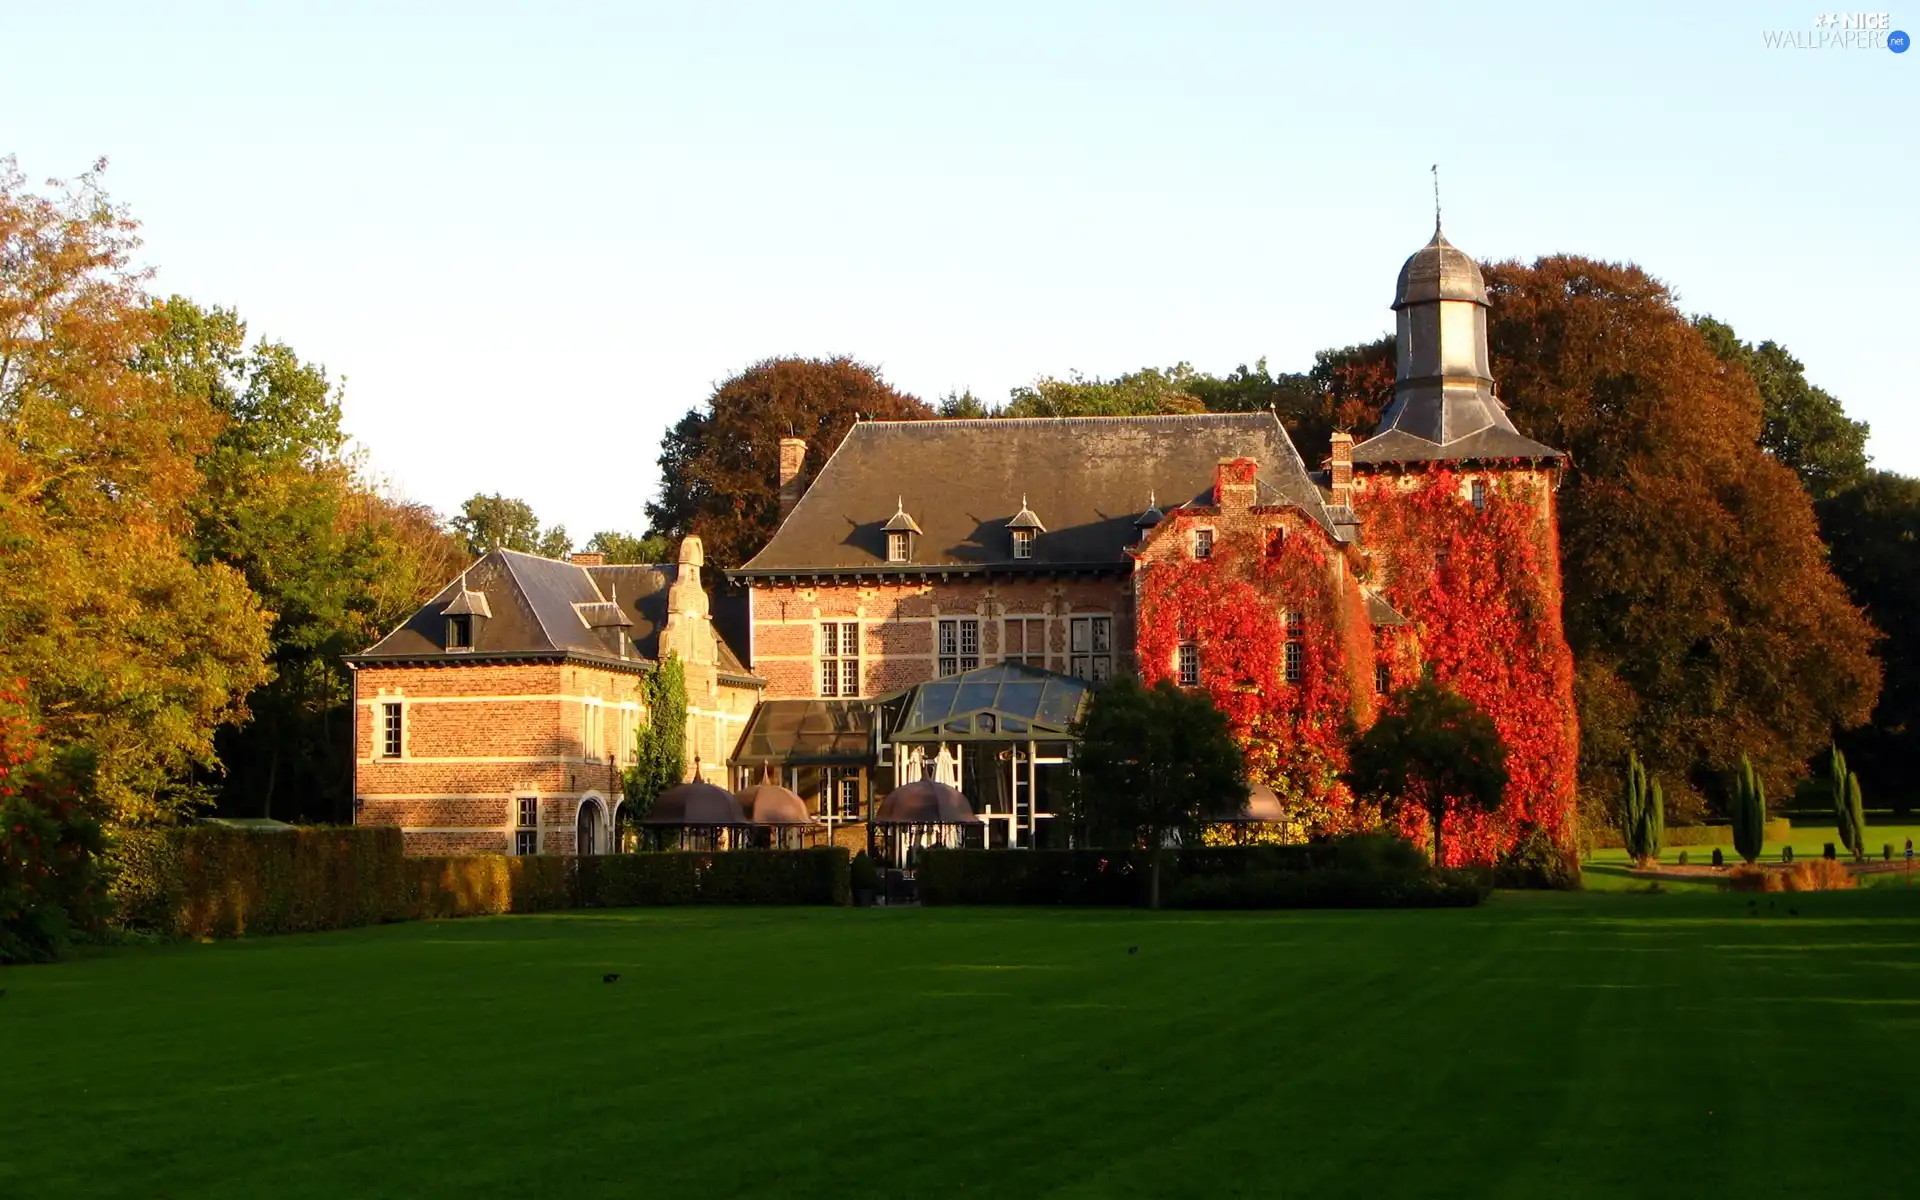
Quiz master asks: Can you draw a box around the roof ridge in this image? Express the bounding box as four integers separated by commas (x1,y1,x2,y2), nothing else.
860,412,1274,430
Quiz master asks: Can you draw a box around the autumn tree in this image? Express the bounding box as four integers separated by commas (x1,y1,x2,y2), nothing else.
647,356,930,572
1482,256,1881,819
0,158,272,825
1818,471,1920,812
453,493,571,559
1695,317,1869,500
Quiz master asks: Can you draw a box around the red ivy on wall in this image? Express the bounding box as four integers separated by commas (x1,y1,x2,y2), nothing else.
1357,469,1580,864
1136,515,1369,832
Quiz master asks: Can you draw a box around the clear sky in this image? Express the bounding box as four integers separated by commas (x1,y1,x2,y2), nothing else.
4,1,1912,538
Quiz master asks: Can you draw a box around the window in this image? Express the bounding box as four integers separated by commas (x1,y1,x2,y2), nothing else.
1177,641,1200,687
837,775,861,819
380,702,403,758
887,530,910,563
1284,610,1305,685
1012,528,1034,560
820,622,860,697
582,701,603,760
1069,616,1112,682
939,618,980,676
1375,663,1392,695
1194,528,1215,559
515,797,539,856
446,614,472,650
1470,479,1486,513
618,706,638,765
1004,617,1046,666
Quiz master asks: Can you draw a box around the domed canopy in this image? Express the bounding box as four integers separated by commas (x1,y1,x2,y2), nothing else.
1223,783,1287,823
1393,227,1488,309
874,780,981,825
641,780,749,825
736,781,814,826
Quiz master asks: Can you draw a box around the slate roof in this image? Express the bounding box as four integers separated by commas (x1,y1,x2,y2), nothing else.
349,549,755,680
1349,422,1565,466
734,413,1339,575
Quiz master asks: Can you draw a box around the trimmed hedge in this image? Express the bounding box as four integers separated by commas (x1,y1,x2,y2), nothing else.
918,836,1481,909
111,826,413,938
110,830,851,938
1590,818,1791,851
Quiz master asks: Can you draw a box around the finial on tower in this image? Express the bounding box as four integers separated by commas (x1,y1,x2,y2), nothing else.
1431,163,1441,234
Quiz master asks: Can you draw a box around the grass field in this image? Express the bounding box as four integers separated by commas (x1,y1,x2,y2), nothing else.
1581,822,1920,892
6,890,1920,1198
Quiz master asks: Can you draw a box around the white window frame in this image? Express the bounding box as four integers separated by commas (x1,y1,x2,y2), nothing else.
820,622,860,697
1177,641,1200,687
887,531,909,563
445,613,473,650
1012,528,1034,559
379,700,405,759
938,618,980,677
1069,615,1113,681
582,700,604,761
1194,527,1215,560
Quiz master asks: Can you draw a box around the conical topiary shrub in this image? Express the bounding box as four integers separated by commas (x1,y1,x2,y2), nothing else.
1732,755,1767,866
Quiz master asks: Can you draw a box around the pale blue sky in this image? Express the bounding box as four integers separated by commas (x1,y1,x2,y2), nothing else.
4,1,1912,536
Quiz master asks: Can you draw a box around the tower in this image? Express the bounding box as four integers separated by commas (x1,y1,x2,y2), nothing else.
1346,225,1580,864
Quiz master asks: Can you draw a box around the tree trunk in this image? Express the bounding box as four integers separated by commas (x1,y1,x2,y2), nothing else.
263,743,278,821
1431,805,1444,868
1150,843,1162,910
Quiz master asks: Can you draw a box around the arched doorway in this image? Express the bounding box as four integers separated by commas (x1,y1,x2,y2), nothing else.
576,794,607,856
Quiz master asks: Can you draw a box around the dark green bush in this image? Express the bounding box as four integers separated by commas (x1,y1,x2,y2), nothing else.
1493,824,1582,890
1,746,107,964
850,850,882,896
920,836,1472,908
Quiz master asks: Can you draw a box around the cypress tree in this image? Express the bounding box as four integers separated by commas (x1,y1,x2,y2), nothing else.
1732,755,1767,865
1621,751,1649,861
1845,772,1867,862
1647,775,1665,862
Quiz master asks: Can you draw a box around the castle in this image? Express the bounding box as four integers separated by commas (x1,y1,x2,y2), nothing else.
348,227,1580,863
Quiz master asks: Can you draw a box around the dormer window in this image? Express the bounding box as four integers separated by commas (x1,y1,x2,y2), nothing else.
1008,495,1045,562
446,614,472,650
1194,528,1215,560
883,497,922,564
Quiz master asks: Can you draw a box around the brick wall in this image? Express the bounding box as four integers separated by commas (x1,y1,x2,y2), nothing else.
747,575,1134,700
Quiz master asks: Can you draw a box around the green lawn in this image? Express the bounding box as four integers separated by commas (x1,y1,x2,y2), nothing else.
1582,822,1920,892
5,892,1919,1198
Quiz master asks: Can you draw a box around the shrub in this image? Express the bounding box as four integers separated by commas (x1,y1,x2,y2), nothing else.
1732,756,1767,865
1721,860,1857,893
1494,823,1581,890
112,826,413,938
1,744,107,964
1620,751,1664,864
850,850,882,896
1677,850,1689,866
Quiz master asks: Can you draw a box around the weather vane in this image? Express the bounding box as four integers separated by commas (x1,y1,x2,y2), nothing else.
1431,163,1441,232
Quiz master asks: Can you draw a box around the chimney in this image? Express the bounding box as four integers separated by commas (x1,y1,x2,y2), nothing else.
1213,457,1258,511
1328,433,1354,509
568,552,605,567
777,437,809,522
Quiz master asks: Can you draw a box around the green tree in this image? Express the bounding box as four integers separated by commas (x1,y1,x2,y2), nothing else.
647,356,930,572
1695,317,1869,500
1346,677,1509,867
453,493,571,559
1620,751,1665,865
621,653,687,844
1483,257,1880,820
1065,675,1248,908
1002,364,1206,418
1732,755,1767,865
0,158,272,826
582,530,671,564
1830,745,1867,861
1818,470,1920,813
936,388,992,418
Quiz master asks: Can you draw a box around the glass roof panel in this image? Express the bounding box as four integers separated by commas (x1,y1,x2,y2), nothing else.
890,662,1091,741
